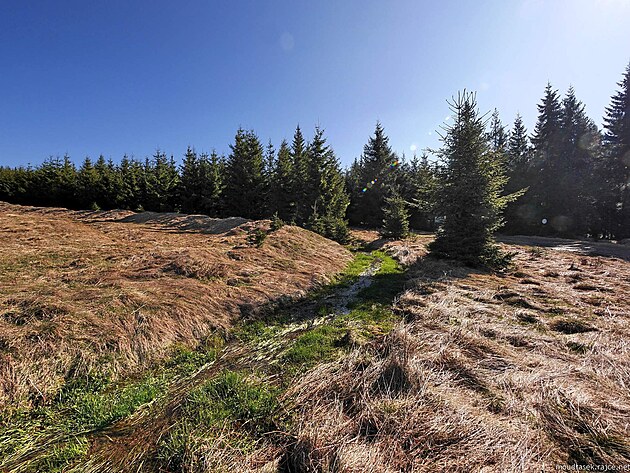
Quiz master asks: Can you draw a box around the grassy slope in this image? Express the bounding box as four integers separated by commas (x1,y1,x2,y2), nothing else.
285,245,630,472
0,202,352,472
2,205,629,472
0,202,351,409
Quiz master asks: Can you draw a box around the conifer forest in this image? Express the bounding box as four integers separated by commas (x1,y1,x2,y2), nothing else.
2,63,629,244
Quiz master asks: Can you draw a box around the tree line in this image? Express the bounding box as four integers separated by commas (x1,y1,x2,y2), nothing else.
0,125,350,241
0,62,628,243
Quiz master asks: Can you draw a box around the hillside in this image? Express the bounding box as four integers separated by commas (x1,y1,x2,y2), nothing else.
0,202,352,409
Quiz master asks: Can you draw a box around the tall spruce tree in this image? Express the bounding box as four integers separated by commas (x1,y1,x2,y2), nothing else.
143,151,179,212
198,151,224,217
503,114,532,233
94,155,117,209
601,62,630,239
559,87,601,235
289,125,308,224
179,146,202,213
223,128,266,219
304,127,350,242
57,155,78,209
428,91,512,268
118,155,141,210
487,109,508,152
347,122,398,226
405,153,438,230
76,157,99,209
32,157,76,207
507,114,531,169
261,140,276,216
270,140,294,221
528,83,564,234
0,167,14,202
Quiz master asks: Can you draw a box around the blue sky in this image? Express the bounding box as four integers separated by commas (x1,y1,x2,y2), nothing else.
1,0,629,167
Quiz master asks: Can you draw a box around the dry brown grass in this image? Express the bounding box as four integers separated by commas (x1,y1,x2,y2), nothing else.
0,202,352,409
3,208,630,472
280,243,630,471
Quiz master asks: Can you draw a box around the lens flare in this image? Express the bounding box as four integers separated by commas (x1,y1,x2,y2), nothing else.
359,160,399,194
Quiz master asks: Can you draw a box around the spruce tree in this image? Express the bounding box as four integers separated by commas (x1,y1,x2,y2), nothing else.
32,157,64,207
93,155,119,209
0,167,13,202
600,62,630,239
406,153,438,230
0,166,19,203
487,109,508,152
76,157,99,209
347,122,398,226
559,87,601,236
107,158,124,209
179,146,201,213
381,190,410,238
57,155,78,209
19,167,36,204
289,125,308,224
143,151,179,212
304,126,350,242
262,140,276,216
118,155,141,210
198,151,224,217
503,114,532,233
527,83,564,234
270,140,294,221
507,114,531,169
428,91,512,268
223,128,266,219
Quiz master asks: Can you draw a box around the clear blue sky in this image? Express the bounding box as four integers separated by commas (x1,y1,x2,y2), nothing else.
1,0,629,168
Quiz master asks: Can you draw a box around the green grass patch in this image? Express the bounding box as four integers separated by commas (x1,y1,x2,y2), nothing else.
341,252,377,280
341,302,397,335
184,370,279,430
235,319,284,344
0,372,169,471
283,324,344,366
62,376,165,431
156,370,279,470
232,250,383,341
281,252,405,369
165,338,223,375
305,251,378,301
354,251,405,305
0,338,223,472
29,436,89,473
